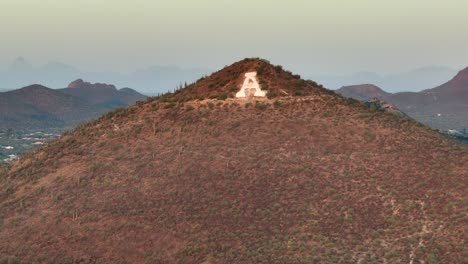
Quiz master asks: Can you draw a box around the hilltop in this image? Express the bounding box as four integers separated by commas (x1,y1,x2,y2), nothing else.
0,58,466,263
162,58,326,101
337,84,390,101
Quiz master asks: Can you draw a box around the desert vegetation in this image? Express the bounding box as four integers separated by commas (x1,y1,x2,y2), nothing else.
0,59,466,263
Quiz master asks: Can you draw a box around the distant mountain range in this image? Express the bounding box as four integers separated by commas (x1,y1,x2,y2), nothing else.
0,57,461,95
337,67,468,130
0,80,146,130
312,66,458,92
0,57,212,95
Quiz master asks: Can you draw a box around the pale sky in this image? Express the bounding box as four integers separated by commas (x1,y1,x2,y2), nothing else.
0,0,467,74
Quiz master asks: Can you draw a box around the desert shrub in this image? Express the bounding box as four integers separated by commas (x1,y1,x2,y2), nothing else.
164,102,176,109
160,97,175,103
185,105,195,111
274,65,283,72
255,101,268,110
260,80,268,90
245,102,253,108
266,91,278,99
228,86,238,92
293,90,304,96
369,104,378,112
307,80,319,87
256,65,266,75
150,103,159,111
299,79,307,87
0,256,25,264
273,101,283,107
217,94,228,101
207,102,215,109
426,253,440,264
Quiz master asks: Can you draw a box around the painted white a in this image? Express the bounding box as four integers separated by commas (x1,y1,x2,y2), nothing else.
236,72,266,98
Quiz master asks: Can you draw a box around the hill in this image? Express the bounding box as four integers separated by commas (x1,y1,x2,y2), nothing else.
336,84,390,101
0,81,147,131
59,79,146,107
0,58,466,263
336,68,468,130
423,67,468,101
0,85,105,130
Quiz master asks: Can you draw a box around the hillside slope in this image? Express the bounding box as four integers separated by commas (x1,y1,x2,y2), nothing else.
423,66,468,101
0,59,466,263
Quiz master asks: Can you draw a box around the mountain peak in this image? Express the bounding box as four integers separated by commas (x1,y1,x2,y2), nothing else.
8,56,33,72
67,79,116,91
336,84,390,101
68,79,85,88
61,79,145,106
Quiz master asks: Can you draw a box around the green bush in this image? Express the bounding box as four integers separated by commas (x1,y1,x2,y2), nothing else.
217,94,228,100
267,91,278,99
255,101,268,110
426,253,440,264
164,102,176,109
293,90,304,96
273,101,282,107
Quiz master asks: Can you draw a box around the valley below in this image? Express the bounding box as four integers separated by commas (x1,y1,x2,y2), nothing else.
0,128,62,163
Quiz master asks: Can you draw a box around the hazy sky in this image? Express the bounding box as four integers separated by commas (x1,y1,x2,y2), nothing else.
1,0,467,75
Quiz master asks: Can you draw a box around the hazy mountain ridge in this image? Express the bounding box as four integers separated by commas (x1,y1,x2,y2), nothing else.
0,58,466,263
336,67,468,130
313,66,458,92
0,57,212,95
0,80,147,130
0,57,459,95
